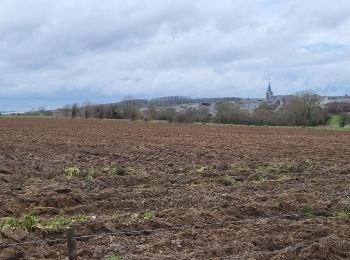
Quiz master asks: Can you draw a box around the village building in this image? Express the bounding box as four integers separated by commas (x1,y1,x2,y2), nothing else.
319,95,350,112
174,102,216,115
319,95,350,108
266,82,294,109
237,99,263,112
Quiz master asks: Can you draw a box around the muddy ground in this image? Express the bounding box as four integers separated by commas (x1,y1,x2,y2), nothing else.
0,118,349,259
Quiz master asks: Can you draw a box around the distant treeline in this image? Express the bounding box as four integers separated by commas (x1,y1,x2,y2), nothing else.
23,93,349,127
57,93,335,127
57,101,140,120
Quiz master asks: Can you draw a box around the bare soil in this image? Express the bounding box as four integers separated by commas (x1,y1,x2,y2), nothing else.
0,118,350,259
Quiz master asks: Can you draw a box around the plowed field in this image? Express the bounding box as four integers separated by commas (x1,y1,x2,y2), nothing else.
0,118,350,259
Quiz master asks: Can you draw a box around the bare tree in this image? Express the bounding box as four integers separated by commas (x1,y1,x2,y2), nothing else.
110,105,123,119
71,103,80,118
62,105,71,118
214,101,240,124
144,104,158,121
81,102,93,119
94,105,105,119
284,92,327,126
121,96,139,120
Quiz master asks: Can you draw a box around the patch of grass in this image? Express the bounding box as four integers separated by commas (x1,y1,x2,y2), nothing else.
64,167,80,179
101,166,111,174
275,175,292,182
108,166,126,176
254,176,269,184
47,217,75,227
256,165,278,174
85,174,94,182
143,210,156,220
218,174,243,186
86,168,103,180
328,115,340,126
20,214,40,232
77,215,89,223
303,159,312,168
0,214,39,232
255,165,274,173
46,215,90,229
85,166,126,181
1,214,91,231
272,198,283,208
335,205,350,218
255,161,311,174
256,163,288,174
101,165,126,176
302,208,316,218
31,177,40,184
111,212,121,221
284,163,302,173
233,181,243,187
0,217,19,230
90,168,103,177
230,163,249,172
48,175,57,182
126,166,142,174
194,166,210,174
106,253,121,260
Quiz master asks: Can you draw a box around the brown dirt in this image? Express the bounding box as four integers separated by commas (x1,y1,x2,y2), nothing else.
0,118,350,259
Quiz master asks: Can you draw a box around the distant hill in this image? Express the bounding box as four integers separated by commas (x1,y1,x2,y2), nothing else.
149,96,241,106
111,96,242,108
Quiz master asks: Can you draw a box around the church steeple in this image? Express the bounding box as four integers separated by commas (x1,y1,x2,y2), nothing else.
266,81,273,100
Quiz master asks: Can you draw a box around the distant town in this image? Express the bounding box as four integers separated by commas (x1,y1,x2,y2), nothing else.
2,82,350,128
52,82,349,116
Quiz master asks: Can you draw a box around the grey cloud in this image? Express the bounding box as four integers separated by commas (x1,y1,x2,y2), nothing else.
1,0,350,110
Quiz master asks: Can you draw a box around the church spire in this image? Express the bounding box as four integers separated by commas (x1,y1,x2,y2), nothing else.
266,80,273,100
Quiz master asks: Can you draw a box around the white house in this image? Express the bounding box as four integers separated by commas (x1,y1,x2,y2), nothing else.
319,96,350,108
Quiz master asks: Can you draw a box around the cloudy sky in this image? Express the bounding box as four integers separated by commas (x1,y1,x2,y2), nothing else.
1,0,350,111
